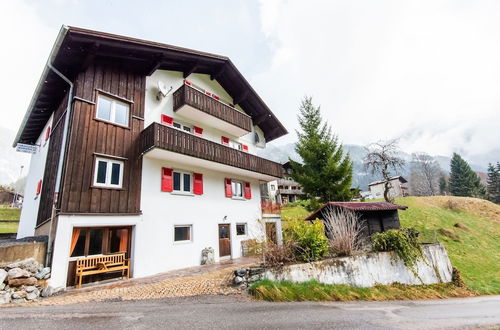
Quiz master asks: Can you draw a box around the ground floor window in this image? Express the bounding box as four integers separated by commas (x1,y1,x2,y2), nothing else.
69,227,131,258
236,223,247,236
174,225,192,242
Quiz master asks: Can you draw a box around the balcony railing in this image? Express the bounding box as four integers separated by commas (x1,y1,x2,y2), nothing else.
140,123,283,178
173,84,253,133
278,189,304,195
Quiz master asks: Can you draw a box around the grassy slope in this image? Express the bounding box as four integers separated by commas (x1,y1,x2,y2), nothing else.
0,206,21,233
281,196,500,295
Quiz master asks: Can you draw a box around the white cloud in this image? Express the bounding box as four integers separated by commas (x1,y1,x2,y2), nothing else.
255,0,500,163
0,0,57,135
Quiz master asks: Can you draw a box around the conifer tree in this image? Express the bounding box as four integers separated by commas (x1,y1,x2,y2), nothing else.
486,162,500,204
449,153,485,198
290,97,353,203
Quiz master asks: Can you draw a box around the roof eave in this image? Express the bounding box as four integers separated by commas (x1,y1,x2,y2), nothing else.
12,25,70,147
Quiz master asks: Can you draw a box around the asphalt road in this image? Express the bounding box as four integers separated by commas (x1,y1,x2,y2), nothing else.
0,295,499,329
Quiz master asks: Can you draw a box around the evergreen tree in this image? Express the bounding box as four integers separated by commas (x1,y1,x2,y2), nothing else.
290,97,353,202
486,162,500,204
449,153,485,198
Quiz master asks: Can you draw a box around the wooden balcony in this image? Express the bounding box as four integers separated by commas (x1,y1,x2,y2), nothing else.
278,189,304,195
173,84,253,137
140,123,283,179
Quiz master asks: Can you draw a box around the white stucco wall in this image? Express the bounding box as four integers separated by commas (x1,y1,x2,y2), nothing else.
145,70,265,154
262,243,453,287
17,114,53,239
369,179,404,199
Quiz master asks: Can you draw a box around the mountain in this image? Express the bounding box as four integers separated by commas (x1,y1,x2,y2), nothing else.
258,142,492,191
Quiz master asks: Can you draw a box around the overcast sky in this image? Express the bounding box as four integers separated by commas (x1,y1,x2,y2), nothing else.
1,0,499,165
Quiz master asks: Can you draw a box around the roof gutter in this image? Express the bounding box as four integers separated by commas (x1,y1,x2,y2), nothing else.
12,25,70,147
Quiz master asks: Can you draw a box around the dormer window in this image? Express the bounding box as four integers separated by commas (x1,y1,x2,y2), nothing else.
96,95,129,127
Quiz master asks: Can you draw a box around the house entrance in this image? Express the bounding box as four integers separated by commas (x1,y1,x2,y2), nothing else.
218,224,231,258
66,226,132,286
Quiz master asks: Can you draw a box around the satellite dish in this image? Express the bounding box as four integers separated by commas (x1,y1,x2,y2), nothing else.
156,81,171,100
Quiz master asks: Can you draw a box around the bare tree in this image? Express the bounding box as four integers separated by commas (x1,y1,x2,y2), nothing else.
409,152,441,196
322,207,364,256
363,139,405,203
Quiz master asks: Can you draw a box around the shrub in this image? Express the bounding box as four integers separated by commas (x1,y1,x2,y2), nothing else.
283,219,329,262
286,200,310,208
262,242,297,267
322,206,364,256
306,198,322,212
371,228,424,274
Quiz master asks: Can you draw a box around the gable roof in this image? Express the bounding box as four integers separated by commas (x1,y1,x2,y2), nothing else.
368,176,408,187
305,201,408,220
14,25,287,146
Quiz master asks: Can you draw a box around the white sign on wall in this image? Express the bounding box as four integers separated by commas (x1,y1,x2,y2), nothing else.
16,143,38,154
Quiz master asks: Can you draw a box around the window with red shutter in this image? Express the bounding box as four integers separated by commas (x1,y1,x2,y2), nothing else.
221,136,229,146
244,182,252,199
224,178,232,197
36,180,42,195
45,126,51,141
161,168,173,192
193,126,203,136
242,144,249,152
161,114,174,126
193,173,203,195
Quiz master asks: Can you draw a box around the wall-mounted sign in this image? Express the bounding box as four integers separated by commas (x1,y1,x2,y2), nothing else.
16,143,38,154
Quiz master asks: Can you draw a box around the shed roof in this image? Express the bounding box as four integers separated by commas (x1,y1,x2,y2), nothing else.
305,201,408,220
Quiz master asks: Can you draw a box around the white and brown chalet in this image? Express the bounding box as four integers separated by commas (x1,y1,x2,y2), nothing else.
14,26,287,288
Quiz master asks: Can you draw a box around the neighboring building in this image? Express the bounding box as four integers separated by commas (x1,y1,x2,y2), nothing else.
0,188,22,207
305,202,407,240
368,176,409,199
14,26,287,288
266,162,305,204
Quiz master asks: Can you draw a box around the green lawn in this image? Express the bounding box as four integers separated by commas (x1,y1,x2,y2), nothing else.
281,205,311,221
280,196,500,295
0,206,21,234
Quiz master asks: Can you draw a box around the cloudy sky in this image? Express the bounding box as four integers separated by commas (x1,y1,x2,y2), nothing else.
1,0,499,166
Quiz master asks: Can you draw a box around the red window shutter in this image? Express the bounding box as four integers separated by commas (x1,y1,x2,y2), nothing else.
224,178,232,197
193,126,203,136
205,91,212,97
184,79,192,86
36,180,42,195
161,114,173,126
221,136,229,146
161,168,173,192
212,94,220,100
45,126,51,141
193,173,203,195
244,182,252,199
242,144,249,152
229,103,235,108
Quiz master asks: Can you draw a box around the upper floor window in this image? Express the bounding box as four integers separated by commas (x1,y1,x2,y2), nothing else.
173,170,192,193
173,121,192,134
94,157,124,188
96,95,129,127
221,136,248,152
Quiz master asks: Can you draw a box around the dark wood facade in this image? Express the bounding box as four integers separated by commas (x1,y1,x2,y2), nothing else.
173,84,253,133
37,62,145,226
60,62,145,215
140,122,283,178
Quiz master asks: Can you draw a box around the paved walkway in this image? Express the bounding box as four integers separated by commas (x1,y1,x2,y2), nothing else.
21,257,257,306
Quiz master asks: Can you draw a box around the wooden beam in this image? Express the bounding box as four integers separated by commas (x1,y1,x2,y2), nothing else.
253,113,271,126
233,90,249,105
145,54,165,76
183,62,199,78
81,43,100,71
210,64,226,81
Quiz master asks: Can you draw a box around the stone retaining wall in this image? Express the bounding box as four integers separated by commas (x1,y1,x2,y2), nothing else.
235,243,453,287
0,236,47,266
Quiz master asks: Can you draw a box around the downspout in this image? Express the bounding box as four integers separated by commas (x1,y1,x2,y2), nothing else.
45,62,73,267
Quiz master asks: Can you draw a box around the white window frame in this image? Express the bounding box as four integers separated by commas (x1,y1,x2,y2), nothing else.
96,94,130,127
93,157,124,188
236,223,247,236
172,170,193,194
231,180,244,198
229,140,243,151
173,121,192,134
174,225,193,243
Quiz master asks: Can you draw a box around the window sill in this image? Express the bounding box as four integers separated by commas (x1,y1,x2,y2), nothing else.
231,197,246,201
91,185,125,191
173,240,193,245
171,191,195,197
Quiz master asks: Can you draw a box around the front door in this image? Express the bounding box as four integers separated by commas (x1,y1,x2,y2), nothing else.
218,224,231,258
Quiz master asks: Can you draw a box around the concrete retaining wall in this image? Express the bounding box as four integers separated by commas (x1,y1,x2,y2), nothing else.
262,243,453,287
0,238,47,267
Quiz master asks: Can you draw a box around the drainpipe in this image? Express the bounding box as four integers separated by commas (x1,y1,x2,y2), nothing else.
45,62,73,267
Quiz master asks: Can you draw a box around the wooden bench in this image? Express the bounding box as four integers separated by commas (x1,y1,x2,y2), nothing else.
75,253,130,288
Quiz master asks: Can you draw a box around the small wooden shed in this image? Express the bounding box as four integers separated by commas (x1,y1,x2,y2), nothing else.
305,202,408,240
